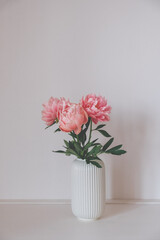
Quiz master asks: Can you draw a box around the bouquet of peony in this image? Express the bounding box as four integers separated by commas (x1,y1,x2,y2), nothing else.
42,94,126,168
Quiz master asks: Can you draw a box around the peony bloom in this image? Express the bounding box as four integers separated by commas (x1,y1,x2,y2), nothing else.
81,94,111,124
57,97,71,120
59,103,88,134
42,97,60,126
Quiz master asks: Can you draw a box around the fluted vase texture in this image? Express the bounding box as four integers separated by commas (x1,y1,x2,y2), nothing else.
71,159,105,221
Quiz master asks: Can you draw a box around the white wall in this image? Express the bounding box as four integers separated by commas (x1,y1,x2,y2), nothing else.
0,0,160,200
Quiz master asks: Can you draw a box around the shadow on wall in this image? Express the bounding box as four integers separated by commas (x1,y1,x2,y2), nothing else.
105,110,151,200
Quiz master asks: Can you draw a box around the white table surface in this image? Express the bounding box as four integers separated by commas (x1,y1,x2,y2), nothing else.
1,203,160,240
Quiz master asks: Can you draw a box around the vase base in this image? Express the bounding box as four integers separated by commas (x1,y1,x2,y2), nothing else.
77,217,99,222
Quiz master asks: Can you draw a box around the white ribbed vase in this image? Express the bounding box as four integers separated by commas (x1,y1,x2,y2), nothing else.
71,159,105,221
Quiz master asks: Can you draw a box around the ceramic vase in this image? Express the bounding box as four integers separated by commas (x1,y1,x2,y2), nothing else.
71,158,105,221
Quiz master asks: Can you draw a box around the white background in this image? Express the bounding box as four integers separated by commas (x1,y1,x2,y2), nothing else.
0,0,160,200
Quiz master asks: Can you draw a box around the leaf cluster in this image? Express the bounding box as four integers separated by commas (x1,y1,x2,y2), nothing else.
52,119,127,168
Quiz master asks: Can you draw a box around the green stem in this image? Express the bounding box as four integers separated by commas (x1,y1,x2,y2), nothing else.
88,120,92,143
77,135,80,145
71,131,76,142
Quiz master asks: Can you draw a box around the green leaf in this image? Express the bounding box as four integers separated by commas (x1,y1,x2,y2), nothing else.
55,128,61,133
91,138,99,144
98,130,111,137
90,161,102,168
45,121,56,129
78,129,86,145
92,143,102,147
82,133,86,145
67,141,79,156
86,156,99,161
77,118,91,145
84,138,98,150
66,149,78,157
64,140,69,148
106,145,122,153
73,142,82,155
88,145,102,156
95,124,106,130
110,150,127,155
52,150,65,153
102,138,114,151
69,141,75,150
69,131,76,138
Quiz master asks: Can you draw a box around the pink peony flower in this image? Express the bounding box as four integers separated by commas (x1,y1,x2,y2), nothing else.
42,97,60,126
81,94,111,124
59,103,88,134
57,97,71,120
